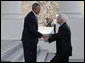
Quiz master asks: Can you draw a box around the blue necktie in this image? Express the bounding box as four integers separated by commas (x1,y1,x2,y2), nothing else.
35,15,38,23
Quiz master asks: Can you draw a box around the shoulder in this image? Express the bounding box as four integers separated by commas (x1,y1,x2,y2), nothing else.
24,11,36,24
25,11,35,19
61,23,70,32
62,23,69,28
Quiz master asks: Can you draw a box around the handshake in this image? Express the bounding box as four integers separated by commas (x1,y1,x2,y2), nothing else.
42,34,49,42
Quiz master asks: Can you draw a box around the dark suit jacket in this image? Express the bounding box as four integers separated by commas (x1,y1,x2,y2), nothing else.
48,22,72,57
21,11,42,44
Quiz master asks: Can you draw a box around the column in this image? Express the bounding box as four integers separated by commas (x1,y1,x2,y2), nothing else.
58,1,84,61
1,1,24,40
58,1,83,18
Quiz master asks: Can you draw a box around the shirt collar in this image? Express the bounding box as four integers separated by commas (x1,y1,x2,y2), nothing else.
60,22,65,26
32,10,38,18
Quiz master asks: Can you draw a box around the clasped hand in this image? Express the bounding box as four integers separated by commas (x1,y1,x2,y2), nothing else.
43,34,49,42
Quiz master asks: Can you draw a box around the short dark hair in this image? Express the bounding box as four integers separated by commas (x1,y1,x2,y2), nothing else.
32,3,40,9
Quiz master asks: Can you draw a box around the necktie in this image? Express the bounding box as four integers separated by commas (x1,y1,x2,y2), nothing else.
35,15,38,23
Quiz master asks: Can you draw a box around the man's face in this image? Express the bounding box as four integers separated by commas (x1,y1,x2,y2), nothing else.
57,16,61,24
34,6,41,15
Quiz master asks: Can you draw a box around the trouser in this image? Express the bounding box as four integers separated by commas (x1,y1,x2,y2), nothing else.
22,40,37,62
50,54,69,62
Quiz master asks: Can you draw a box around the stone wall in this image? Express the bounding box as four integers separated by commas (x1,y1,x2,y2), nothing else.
22,1,84,26
21,1,59,27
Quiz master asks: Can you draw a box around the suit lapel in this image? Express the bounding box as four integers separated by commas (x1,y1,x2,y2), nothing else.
31,11,38,23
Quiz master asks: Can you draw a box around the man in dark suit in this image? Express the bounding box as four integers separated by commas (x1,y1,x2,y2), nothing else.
44,14,72,62
21,3,46,62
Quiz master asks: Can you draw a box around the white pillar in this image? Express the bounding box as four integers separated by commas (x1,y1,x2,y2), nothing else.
1,1,22,14
1,1,24,40
58,1,84,60
59,1,80,13
58,1,83,18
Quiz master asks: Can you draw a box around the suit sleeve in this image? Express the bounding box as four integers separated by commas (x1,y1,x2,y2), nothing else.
26,16,43,38
48,30,69,43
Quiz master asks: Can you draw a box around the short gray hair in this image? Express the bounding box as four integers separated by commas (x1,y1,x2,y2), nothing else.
59,14,68,22
32,3,40,9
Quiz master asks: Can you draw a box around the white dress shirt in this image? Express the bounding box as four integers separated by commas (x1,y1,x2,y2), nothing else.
32,10,38,21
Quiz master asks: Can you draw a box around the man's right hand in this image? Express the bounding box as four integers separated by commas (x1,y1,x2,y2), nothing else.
43,34,49,42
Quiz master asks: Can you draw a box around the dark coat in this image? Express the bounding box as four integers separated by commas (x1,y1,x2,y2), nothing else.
21,11,42,44
21,11,43,62
48,23,72,57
